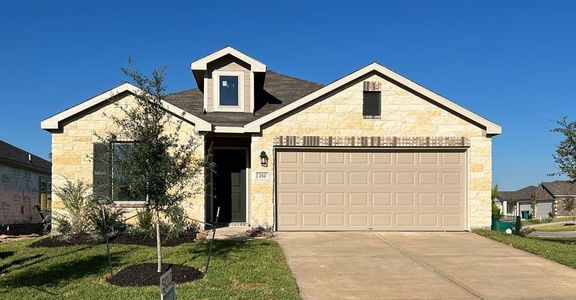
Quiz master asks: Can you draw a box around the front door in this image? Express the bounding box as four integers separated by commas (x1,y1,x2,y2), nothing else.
213,149,246,223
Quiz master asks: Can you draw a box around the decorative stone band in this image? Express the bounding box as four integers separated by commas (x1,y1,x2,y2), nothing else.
274,136,470,148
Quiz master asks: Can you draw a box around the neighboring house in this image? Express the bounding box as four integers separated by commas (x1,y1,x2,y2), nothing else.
497,182,576,218
0,140,51,227
41,46,501,231
497,186,549,218
540,181,576,216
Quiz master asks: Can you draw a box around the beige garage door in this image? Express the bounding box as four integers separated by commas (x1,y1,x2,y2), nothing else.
276,149,466,231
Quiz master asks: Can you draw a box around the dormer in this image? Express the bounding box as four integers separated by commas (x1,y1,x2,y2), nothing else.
191,46,267,114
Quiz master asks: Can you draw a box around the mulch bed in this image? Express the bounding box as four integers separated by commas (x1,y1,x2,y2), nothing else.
110,231,197,247
107,263,203,286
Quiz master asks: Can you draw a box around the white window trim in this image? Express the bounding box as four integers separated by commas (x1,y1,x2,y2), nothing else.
213,70,244,112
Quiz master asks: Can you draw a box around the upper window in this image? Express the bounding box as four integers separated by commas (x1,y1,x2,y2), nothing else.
219,76,239,106
363,91,381,117
213,70,244,112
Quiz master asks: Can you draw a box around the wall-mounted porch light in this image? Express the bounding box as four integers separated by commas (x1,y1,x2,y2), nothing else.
259,151,268,167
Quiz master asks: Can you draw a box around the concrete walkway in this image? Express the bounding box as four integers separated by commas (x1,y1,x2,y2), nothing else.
277,232,576,300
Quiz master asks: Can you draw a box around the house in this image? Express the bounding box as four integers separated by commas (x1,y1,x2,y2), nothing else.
497,181,576,218
0,140,51,230
41,46,501,231
496,185,548,218
540,181,576,216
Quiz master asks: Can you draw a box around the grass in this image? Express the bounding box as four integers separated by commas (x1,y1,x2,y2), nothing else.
474,229,576,269
0,237,299,299
533,224,576,232
521,216,573,226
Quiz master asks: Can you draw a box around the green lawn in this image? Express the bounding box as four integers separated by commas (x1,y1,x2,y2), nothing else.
521,216,573,226
474,229,576,269
534,224,576,232
0,237,299,299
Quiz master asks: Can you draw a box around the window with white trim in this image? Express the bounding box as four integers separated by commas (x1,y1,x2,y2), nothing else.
213,70,244,112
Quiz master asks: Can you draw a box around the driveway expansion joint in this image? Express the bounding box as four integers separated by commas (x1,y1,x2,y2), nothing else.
373,233,484,300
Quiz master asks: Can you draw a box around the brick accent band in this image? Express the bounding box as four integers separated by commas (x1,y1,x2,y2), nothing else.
274,136,470,147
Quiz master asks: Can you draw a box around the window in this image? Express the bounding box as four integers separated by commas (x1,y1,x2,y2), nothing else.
219,76,239,106
93,142,144,202
363,91,381,117
213,70,244,112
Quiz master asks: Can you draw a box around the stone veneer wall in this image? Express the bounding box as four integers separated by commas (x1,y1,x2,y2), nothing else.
50,94,205,224
249,74,493,229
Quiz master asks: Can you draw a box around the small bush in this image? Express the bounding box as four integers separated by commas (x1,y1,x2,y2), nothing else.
53,217,72,235
53,180,94,235
491,203,501,219
135,208,154,230
88,200,126,237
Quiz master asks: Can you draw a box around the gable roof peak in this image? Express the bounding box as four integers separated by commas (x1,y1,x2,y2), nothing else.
190,46,267,72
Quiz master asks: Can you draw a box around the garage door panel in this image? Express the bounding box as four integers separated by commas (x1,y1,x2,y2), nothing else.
277,150,466,231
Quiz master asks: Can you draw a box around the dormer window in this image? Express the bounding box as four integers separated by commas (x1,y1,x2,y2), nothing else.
213,70,244,112
220,76,239,106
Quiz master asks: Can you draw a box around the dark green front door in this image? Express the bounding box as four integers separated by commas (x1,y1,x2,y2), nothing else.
213,149,246,223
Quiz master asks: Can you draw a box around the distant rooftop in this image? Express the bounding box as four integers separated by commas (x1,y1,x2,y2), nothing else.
0,140,51,174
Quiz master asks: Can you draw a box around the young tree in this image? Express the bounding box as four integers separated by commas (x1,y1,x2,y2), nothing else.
530,193,537,219
101,65,208,273
562,196,575,224
551,117,576,222
551,117,576,180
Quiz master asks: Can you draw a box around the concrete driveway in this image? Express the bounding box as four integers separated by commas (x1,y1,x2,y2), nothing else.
277,232,576,299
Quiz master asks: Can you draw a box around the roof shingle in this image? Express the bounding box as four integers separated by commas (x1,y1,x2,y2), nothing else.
164,70,323,126
0,140,51,174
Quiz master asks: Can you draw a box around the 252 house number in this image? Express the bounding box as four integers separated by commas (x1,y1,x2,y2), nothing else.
256,172,269,180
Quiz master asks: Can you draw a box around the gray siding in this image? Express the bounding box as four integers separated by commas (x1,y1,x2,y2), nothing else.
0,165,44,225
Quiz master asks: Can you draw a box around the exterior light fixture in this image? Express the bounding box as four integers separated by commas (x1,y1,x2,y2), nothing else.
260,151,268,167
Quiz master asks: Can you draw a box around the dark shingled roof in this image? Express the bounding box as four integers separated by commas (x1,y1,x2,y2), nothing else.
0,140,51,175
542,181,576,196
498,185,538,201
165,70,324,126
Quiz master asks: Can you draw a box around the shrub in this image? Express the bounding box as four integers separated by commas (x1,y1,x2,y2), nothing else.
53,180,94,235
164,205,197,238
135,208,154,231
492,203,501,219
88,200,126,237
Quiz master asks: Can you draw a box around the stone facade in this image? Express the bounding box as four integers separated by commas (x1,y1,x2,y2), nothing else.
249,74,493,229
50,94,205,223
50,73,495,230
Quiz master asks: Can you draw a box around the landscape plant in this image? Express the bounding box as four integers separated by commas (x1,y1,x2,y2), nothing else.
562,196,575,224
100,64,210,273
52,180,95,236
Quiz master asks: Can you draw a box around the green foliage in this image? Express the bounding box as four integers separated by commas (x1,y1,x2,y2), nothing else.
530,193,537,217
52,180,94,236
135,208,154,232
99,64,212,271
491,184,499,201
164,205,198,238
507,199,517,215
53,217,72,236
88,201,126,237
562,196,576,223
551,117,576,181
491,203,501,217
100,65,209,211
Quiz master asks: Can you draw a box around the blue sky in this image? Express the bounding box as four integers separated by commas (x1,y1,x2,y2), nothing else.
0,1,574,191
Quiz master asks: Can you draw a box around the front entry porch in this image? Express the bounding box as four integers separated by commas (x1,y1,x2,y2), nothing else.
205,135,250,226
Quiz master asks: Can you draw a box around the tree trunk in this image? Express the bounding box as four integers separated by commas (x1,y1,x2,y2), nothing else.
156,208,162,273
